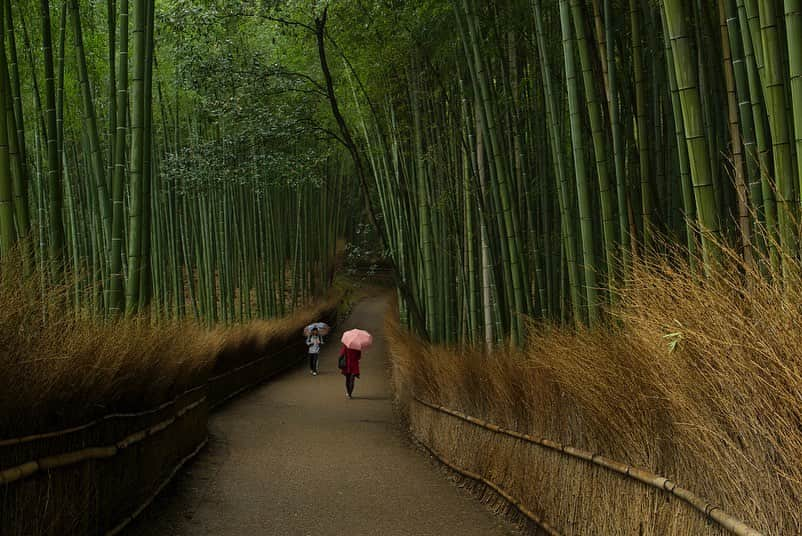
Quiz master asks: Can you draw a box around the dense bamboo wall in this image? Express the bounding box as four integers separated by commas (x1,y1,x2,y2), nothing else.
338,0,802,344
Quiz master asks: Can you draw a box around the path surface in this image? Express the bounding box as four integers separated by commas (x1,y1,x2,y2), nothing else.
127,295,512,536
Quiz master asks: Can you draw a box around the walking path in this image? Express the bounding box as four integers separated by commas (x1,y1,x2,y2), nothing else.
127,295,511,535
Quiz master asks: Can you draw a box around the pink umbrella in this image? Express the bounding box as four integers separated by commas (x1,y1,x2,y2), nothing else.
341,329,373,350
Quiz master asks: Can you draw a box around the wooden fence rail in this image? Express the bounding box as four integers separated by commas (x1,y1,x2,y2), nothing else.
413,397,763,536
0,305,338,536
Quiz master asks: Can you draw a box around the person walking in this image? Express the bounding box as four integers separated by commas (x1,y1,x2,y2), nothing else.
307,328,322,375
338,344,361,398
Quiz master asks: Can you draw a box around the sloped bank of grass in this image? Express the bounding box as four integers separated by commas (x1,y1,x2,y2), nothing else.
0,273,215,440
0,267,342,535
389,252,800,535
0,274,341,439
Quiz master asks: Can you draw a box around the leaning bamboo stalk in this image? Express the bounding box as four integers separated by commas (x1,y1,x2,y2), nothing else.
68,0,111,255
413,397,764,536
725,0,762,226
736,0,778,269
720,0,753,265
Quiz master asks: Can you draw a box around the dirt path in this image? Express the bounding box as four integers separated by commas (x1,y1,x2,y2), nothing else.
126,295,512,535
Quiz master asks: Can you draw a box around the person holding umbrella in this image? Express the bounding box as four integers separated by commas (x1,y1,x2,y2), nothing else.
307,328,323,375
303,322,330,376
304,322,330,341
339,329,372,399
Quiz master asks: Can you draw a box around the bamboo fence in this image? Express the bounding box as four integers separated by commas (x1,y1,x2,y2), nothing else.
413,397,764,536
414,432,564,536
0,302,340,535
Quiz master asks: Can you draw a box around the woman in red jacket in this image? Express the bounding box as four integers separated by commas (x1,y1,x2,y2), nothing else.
339,345,362,399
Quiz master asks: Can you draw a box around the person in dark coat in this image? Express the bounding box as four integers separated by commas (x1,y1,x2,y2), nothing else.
339,345,361,399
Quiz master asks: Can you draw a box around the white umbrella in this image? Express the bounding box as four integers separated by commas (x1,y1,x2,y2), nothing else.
303,322,331,336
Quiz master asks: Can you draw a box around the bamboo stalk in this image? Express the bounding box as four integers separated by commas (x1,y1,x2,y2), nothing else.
0,2,15,255
720,0,753,265
662,0,722,269
560,0,599,326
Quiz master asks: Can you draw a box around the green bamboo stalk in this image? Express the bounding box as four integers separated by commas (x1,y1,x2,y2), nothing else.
659,6,697,265
604,0,630,276
55,1,65,201
1,26,28,255
477,120,494,349
720,0,753,265
138,0,155,310
532,0,583,325
68,0,111,254
662,0,722,269
107,0,116,189
5,1,27,167
560,0,599,326
108,0,129,315
0,1,15,255
124,0,150,315
785,0,802,201
462,137,479,340
757,0,797,269
737,0,778,269
40,0,65,273
631,0,653,247
570,0,616,298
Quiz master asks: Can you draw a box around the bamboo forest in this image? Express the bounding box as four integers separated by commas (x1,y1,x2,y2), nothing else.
2,1,801,535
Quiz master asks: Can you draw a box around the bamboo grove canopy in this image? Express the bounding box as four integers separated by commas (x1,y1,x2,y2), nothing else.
3,0,802,341
309,0,802,344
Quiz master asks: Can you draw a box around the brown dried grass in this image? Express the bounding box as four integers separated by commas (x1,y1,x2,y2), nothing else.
0,260,342,440
0,273,217,439
389,249,801,534
213,292,342,374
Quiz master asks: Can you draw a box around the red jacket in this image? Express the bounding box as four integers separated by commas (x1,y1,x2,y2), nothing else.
339,346,362,376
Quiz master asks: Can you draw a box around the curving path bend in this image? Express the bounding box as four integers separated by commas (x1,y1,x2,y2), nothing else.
126,295,512,536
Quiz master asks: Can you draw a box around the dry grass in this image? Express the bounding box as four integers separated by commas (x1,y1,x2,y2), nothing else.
389,248,801,534
214,292,342,374
0,273,216,439
0,260,342,440
0,247,343,536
